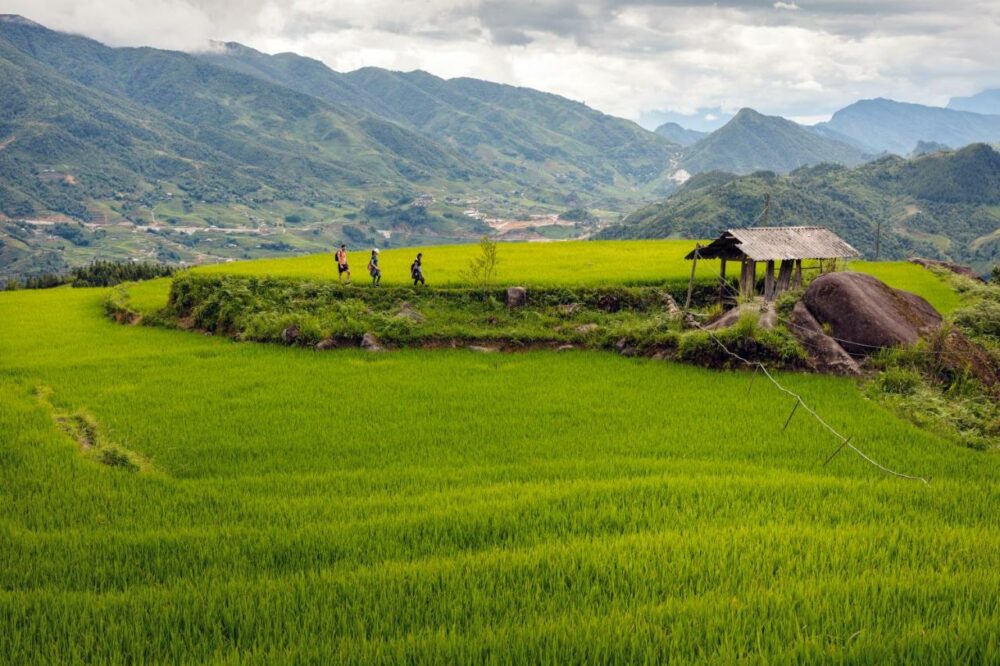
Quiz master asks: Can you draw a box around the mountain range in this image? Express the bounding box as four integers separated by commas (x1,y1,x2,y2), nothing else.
2,14,1000,279
599,143,1000,273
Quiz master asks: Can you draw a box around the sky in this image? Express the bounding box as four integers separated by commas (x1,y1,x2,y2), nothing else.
6,0,1000,128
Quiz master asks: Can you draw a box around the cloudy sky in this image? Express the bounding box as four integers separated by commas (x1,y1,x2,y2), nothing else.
7,0,1000,128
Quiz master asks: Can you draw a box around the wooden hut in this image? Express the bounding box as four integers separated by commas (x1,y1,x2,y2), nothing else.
686,226,860,302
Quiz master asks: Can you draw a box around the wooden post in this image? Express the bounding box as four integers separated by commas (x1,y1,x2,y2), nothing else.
685,243,700,310
741,259,756,300
764,260,776,301
718,258,727,302
776,259,793,295
792,259,803,288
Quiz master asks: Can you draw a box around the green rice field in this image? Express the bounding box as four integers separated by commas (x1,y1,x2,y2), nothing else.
1,242,996,662
192,240,965,313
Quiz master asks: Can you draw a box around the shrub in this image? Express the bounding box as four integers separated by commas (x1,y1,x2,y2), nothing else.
873,367,921,395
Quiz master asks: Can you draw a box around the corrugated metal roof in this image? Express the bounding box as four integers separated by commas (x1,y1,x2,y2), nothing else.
688,226,860,261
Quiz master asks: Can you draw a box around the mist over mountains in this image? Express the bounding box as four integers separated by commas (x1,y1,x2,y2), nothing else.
2,15,1000,278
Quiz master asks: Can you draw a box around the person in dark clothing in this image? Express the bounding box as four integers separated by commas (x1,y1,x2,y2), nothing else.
411,252,425,286
367,248,382,286
335,244,350,284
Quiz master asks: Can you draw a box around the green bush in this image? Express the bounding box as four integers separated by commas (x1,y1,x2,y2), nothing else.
873,367,922,395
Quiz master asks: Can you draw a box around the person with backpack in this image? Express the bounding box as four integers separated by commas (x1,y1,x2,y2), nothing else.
411,252,425,286
367,248,382,287
335,244,350,284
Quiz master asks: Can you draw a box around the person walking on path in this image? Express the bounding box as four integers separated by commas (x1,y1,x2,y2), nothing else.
335,244,351,284
411,252,425,286
368,248,382,287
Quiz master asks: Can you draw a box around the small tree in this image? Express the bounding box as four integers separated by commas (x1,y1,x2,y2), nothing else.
463,235,499,288
991,265,1000,286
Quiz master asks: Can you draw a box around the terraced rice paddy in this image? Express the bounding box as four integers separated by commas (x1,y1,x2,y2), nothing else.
193,240,964,313
1,242,996,662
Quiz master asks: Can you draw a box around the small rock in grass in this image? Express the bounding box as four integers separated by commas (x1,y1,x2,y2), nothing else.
315,338,338,351
597,294,620,313
361,332,384,352
575,323,599,335
558,303,581,316
281,325,300,344
468,345,498,353
620,346,639,357
614,337,629,351
556,344,575,352
396,302,425,323
506,287,527,309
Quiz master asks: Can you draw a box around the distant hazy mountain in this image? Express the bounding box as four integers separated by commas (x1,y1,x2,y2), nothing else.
200,42,681,200
639,107,733,133
948,89,1000,116
600,143,1000,272
910,141,951,157
654,122,707,147
819,98,1000,155
678,108,868,175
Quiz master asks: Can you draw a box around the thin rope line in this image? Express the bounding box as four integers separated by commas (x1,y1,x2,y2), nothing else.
687,250,929,483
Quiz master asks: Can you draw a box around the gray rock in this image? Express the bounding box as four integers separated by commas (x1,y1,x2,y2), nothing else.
597,294,621,313
468,345,498,353
803,272,942,355
558,303,581,316
281,325,299,344
361,332,383,352
788,301,861,376
315,338,338,351
396,302,425,323
575,323,599,335
706,301,775,331
506,287,527,308
556,344,575,352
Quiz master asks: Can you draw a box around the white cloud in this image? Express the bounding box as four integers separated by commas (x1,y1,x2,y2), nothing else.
6,0,1000,126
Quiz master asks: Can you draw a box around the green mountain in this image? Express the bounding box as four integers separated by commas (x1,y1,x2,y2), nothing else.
653,122,706,147
819,98,1000,155
199,42,681,201
677,108,868,175
600,144,1000,273
0,16,686,278
948,89,1000,116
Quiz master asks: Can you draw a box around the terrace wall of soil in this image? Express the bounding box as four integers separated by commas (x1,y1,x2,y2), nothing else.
156,274,805,367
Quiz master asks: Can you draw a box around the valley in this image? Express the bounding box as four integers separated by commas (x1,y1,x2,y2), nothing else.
5,15,1000,282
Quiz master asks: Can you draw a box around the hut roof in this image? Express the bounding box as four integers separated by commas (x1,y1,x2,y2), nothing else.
686,226,860,261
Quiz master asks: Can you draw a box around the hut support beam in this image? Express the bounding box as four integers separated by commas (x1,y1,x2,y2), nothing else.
792,259,803,288
776,259,793,295
685,243,700,310
740,259,756,300
718,259,727,302
764,260,776,301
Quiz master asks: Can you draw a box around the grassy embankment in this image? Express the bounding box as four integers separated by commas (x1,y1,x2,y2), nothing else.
2,244,998,661
148,239,962,311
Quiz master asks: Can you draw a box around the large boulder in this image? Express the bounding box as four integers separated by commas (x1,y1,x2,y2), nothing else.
803,272,942,355
788,301,861,376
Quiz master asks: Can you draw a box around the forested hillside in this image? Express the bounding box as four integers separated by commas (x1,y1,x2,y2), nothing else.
601,144,1000,273
678,108,868,175
201,42,681,199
